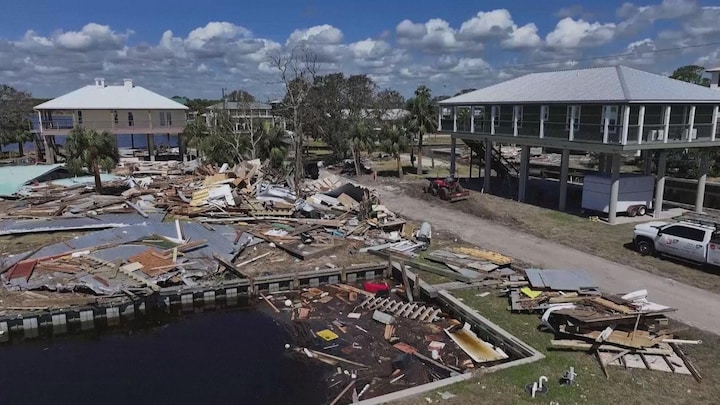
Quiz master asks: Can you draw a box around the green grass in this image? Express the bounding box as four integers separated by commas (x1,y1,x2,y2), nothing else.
397,289,720,405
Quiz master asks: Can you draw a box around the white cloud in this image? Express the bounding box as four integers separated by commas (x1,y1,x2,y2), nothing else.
546,18,616,48
287,24,343,45
459,9,514,39
185,22,251,51
451,57,491,74
501,23,542,49
54,23,129,51
396,18,464,52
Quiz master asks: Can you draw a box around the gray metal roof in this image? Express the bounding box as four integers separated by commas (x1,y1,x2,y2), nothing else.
207,101,272,110
440,66,720,105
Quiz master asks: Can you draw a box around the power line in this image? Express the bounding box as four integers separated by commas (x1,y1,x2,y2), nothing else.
505,41,720,69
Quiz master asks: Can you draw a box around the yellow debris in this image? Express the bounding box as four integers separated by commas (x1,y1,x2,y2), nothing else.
316,329,339,341
451,246,513,265
520,287,542,299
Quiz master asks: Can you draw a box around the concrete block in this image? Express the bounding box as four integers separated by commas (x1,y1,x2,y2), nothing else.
80,310,94,331
309,278,320,287
347,273,357,283
121,304,135,320
0,322,8,342
226,288,238,298
269,283,280,293
365,271,375,280
52,314,68,335
106,307,120,327
328,275,339,284
23,318,39,339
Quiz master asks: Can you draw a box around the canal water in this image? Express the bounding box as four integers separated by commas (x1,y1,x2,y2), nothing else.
0,309,331,405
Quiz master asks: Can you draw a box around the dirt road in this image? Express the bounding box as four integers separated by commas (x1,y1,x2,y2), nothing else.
343,175,720,335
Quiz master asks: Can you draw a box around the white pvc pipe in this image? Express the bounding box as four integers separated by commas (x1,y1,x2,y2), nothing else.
662,339,702,345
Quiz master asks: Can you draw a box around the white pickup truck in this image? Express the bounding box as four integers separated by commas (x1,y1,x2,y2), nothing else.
633,221,720,266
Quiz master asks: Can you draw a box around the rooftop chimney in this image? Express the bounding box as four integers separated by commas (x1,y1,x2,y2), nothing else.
707,67,720,90
94,78,105,87
123,78,133,89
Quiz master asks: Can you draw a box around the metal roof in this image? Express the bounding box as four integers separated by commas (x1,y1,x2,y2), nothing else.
0,164,65,197
34,82,189,110
207,102,272,110
440,66,720,105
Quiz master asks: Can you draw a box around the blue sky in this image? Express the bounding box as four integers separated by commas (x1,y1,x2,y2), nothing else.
0,0,719,100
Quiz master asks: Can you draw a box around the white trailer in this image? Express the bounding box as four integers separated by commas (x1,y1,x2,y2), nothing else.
581,174,654,217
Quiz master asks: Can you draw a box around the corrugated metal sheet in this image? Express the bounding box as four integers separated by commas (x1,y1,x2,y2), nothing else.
0,213,165,236
0,164,65,197
35,83,188,110
524,268,597,291
440,66,720,105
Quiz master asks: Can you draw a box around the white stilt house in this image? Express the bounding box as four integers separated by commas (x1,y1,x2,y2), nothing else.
438,66,720,224
34,78,189,163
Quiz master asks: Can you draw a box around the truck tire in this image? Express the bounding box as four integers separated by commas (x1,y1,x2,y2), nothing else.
635,238,654,256
627,206,638,217
637,205,647,216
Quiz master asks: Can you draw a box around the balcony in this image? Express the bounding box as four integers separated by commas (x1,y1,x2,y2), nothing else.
40,120,186,136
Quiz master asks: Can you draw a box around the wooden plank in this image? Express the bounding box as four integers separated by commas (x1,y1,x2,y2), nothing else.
591,297,633,314
550,339,673,355
213,254,251,278
670,343,703,383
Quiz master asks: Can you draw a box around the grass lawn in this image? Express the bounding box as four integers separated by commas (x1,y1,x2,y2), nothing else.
396,289,720,405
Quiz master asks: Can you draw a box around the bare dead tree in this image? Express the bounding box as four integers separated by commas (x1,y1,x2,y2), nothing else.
268,45,317,195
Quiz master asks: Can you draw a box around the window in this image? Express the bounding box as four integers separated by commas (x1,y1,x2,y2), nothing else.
565,106,581,131
159,111,173,127
113,110,118,125
77,111,83,125
601,106,618,134
662,225,706,242
513,106,523,128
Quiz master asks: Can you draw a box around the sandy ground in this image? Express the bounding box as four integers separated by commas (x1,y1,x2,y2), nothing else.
325,170,720,336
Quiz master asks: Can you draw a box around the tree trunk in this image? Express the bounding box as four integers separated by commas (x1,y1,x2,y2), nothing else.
293,109,303,197
416,133,423,175
17,142,24,157
92,161,103,194
397,155,403,178
352,147,362,177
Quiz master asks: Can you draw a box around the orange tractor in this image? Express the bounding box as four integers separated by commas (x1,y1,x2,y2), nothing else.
423,177,470,202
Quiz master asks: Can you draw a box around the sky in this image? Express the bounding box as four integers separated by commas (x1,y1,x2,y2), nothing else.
1,0,719,101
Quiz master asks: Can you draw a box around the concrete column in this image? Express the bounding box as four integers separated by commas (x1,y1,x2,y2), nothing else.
603,118,610,144
608,153,621,225
437,106,442,132
559,149,570,211
513,106,519,137
687,105,696,142
569,106,576,141
711,105,718,141
621,105,631,145
179,134,186,162
637,105,645,144
654,151,667,218
490,106,496,135
696,152,708,213
452,107,457,133
43,136,55,164
468,144,473,178
147,134,155,162
539,106,545,138
663,105,671,143
642,150,653,175
449,137,457,177
470,106,475,133
484,139,492,193
518,145,530,202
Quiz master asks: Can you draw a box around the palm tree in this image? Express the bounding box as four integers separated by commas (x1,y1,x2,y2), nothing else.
379,125,410,178
258,121,289,169
348,120,375,176
406,85,435,175
64,127,118,193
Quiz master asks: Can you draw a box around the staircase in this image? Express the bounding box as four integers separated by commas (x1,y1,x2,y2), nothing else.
462,139,518,196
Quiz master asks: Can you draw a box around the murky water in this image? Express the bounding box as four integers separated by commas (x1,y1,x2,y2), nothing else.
0,309,330,405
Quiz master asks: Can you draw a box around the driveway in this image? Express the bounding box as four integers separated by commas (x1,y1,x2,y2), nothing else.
339,173,720,335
